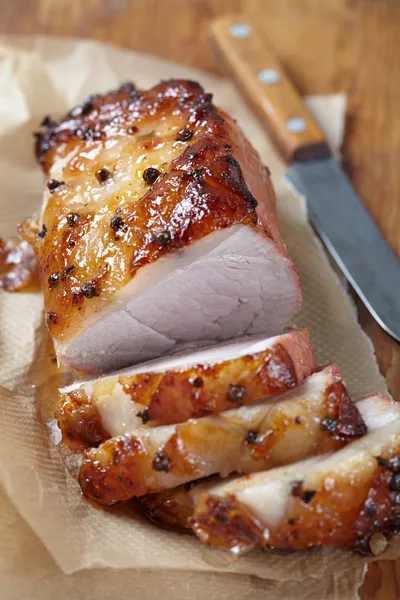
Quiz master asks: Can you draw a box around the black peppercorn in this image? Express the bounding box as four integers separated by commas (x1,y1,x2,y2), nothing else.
152,452,171,472
47,179,64,192
227,383,246,403
47,311,57,324
321,417,337,433
190,376,204,388
81,282,99,298
175,128,194,142
137,408,151,425
301,490,316,504
143,167,160,185
95,168,111,183
37,224,47,239
152,230,171,247
48,272,60,289
110,214,124,232
41,115,55,128
245,430,259,445
61,265,75,280
67,212,80,227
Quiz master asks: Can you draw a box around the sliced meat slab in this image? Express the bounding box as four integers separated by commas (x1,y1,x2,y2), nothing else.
78,365,367,504
58,329,316,450
140,395,400,540
189,395,400,554
34,80,301,373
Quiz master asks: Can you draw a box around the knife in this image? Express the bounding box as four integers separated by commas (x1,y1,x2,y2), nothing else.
209,16,400,342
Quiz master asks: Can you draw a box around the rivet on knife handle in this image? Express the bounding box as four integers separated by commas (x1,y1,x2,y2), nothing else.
209,16,331,163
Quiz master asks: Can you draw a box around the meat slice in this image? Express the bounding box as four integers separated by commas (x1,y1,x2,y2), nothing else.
189,395,400,554
58,330,316,450
78,365,367,504
141,395,400,549
34,80,301,373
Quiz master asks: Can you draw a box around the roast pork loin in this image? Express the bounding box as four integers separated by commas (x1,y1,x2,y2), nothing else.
58,329,316,450
78,365,367,504
141,395,400,552
34,80,301,373
187,396,400,554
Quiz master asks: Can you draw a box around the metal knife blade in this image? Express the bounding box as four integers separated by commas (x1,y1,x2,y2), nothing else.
210,16,400,340
286,158,400,341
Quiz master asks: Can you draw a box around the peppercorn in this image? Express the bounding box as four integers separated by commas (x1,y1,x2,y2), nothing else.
245,430,259,445
47,179,64,192
302,490,316,504
48,272,60,289
81,282,99,298
61,265,75,280
152,230,171,246
190,376,204,388
175,128,194,142
152,452,171,472
37,224,47,239
321,417,337,433
67,213,80,227
47,311,57,324
143,167,160,185
95,167,111,183
137,408,151,425
227,384,246,403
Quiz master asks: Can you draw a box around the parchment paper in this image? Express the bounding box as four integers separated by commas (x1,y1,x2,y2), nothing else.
0,35,394,598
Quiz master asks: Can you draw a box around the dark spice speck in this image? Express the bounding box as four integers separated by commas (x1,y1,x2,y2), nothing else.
227,383,246,403
143,167,160,185
137,408,151,425
37,224,47,239
47,179,64,192
48,272,60,289
301,490,316,504
81,282,99,298
321,417,337,433
67,212,80,227
152,452,171,473
95,167,111,183
47,311,57,324
41,115,55,128
61,265,75,281
110,213,124,232
245,430,259,445
127,125,138,134
152,230,171,247
175,128,194,142
190,376,204,388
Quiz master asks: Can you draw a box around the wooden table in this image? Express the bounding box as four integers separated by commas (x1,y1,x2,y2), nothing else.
1,0,399,597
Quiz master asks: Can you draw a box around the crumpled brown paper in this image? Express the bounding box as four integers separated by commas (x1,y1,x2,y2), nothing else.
0,35,394,598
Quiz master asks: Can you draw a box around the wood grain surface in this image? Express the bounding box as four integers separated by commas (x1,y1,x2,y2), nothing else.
1,0,399,597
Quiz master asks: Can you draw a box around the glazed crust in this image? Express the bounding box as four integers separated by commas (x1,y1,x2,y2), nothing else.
192,450,400,554
78,367,366,505
57,330,317,451
34,80,284,347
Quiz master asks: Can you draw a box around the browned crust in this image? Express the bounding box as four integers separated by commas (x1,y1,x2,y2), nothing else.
57,331,317,450
191,453,400,554
140,484,195,532
78,371,366,506
34,80,277,345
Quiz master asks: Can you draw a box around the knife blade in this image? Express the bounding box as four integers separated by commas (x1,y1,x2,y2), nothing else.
210,16,400,341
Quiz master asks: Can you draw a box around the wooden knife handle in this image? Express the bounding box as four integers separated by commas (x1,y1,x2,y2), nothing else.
209,16,331,163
